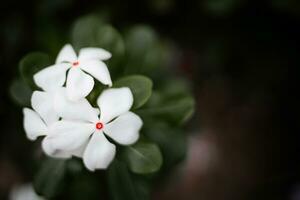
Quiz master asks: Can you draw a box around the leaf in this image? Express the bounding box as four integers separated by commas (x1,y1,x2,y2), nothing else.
107,160,150,200
108,160,138,200
71,14,106,48
114,75,153,109
95,25,125,58
86,82,105,107
138,94,195,125
124,25,166,75
143,120,187,168
68,173,103,200
123,141,163,174
9,78,32,106
96,25,125,76
19,52,51,89
34,158,67,199
203,0,241,16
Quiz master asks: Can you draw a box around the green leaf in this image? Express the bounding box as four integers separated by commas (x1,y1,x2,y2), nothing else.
68,173,103,200
138,94,195,125
9,79,32,106
96,25,125,76
108,160,142,200
114,75,153,109
19,52,51,89
143,121,187,168
203,0,241,16
123,141,163,174
71,14,106,48
95,25,125,58
86,82,105,107
124,25,166,75
34,158,67,199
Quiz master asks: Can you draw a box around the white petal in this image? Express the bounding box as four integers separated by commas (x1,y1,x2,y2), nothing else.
31,91,58,126
42,137,87,158
97,88,133,123
42,137,72,159
80,59,112,86
33,63,70,92
23,108,47,141
66,68,94,101
104,112,142,145
9,184,45,200
71,139,89,158
46,120,94,152
54,88,98,122
55,44,77,63
78,47,112,61
83,132,116,171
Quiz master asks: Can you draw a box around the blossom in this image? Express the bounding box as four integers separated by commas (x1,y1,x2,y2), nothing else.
23,91,57,141
34,44,112,101
43,87,143,171
23,89,84,158
9,183,45,200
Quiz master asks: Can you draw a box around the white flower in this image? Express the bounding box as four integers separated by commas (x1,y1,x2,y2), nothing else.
9,183,45,200
33,44,112,101
43,87,143,171
23,89,83,158
23,91,58,141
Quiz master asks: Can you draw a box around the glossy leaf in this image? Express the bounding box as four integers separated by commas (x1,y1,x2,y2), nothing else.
123,141,163,174
138,94,195,125
34,158,67,199
124,25,166,75
9,78,32,106
143,120,187,168
71,14,106,48
114,75,153,109
107,160,150,200
19,52,51,89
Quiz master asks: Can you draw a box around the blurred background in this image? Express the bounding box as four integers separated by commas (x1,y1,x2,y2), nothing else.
0,0,299,199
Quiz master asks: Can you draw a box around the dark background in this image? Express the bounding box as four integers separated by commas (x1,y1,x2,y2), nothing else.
0,0,299,199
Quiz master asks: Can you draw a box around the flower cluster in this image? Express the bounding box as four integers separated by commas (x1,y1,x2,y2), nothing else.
23,44,143,171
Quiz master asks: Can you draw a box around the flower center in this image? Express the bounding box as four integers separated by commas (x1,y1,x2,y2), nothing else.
72,61,79,67
95,122,104,130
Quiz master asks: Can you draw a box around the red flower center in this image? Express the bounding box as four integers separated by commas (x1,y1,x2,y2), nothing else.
72,61,79,67
95,122,104,130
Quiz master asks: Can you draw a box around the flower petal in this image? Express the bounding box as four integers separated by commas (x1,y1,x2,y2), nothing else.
42,137,87,158
23,108,47,141
78,47,112,61
55,44,77,63
97,88,133,123
71,139,89,158
66,68,94,101
46,120,94,152
83,132,116,171
31,91,59,126
54,88,98,122
80,59,112,86
42,138,72,159
33,63,70,92
9,184,44,200
104,112,142,145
